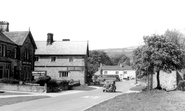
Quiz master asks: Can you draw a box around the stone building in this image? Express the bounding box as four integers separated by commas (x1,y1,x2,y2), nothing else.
0,21,37,81
34,33,89,84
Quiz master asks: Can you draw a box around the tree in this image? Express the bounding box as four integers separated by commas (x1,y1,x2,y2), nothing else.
112,54,131,66
86,50,113,83
133,34,184,90
145,35,183,89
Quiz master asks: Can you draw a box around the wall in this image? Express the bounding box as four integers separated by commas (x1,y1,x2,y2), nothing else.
20,35,35,81
152,71,177,90
35,56,85,66
0,83,46,93
0,41,18,78
123,70,136,79
35,55,86,84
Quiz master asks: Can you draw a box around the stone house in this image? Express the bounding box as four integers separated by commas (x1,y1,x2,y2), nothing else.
34,33,89,84
0,21,37,81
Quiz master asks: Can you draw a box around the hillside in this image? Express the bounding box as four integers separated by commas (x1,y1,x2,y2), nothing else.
95,46,139,61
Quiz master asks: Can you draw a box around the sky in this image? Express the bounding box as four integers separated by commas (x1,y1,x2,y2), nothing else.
1,0,185,50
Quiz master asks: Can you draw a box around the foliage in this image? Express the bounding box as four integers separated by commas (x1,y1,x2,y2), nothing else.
47,79,59,87
111,54,131,66
133,34,184,89
0,78,19,84
87,50,113,83
35,75,51,86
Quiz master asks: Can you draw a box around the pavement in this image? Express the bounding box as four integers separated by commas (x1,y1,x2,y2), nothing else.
0,86,101,98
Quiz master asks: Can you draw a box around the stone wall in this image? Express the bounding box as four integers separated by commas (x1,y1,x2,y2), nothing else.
0,83,46,93
152,71,183,90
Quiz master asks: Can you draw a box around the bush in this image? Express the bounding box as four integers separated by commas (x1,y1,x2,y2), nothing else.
47,79,59,87
0,78,19,84
35,75,51,86
47,79,59,92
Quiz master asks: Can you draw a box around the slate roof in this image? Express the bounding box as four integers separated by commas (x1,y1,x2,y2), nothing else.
35,41,89,55
3,31,29,45
0,32,15,45
102,65,133,70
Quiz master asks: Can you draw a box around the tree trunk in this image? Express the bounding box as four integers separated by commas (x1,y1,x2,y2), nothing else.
147,73,150,91
150,73,153,90
155,70,162,90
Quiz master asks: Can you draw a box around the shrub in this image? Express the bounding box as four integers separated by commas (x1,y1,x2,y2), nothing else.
47,79,59,87
47,79,59,92
0,78,19,84
35,75,51,86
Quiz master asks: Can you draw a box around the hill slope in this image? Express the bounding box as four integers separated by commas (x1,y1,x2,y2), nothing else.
95,46,139,60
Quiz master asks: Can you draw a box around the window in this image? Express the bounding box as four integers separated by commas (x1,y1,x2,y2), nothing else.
3,45,6,57
59,71,68,77
104,71,107,74
116,71,119,74
0,45,2,57
69,57,74,62
51,57,56,62
14,48,17,59
124,71,127,74
35,57,39,61
25,49,30,60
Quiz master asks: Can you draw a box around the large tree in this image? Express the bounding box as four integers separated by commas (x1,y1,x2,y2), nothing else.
133,34,184,89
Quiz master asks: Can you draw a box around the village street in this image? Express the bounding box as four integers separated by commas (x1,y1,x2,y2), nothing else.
0,80,138,111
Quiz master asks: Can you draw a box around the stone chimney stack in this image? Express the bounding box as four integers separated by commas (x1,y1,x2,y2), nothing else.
47,33,54,45
0,21,9,32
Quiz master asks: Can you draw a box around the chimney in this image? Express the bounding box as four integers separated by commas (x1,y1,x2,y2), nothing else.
47,33,54,45
0,21,9,32
62,39,70,41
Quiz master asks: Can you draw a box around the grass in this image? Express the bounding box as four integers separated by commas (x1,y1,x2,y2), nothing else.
85,85,185,111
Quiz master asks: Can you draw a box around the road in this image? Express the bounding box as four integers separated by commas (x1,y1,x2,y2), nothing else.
0,80,137,111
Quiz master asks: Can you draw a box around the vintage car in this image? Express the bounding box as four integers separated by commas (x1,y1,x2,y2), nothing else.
103,80,116,92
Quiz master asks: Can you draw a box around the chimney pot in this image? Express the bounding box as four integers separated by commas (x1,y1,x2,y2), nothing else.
0,21,9,32
47,33,54,45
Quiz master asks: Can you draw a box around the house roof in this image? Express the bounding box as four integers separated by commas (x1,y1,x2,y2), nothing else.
35,41,89,55
101,65,133,70
3,31,37,48
0,32,15,45
3,31,29,45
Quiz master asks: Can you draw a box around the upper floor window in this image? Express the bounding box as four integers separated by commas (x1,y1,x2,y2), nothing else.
104,71,107,74
69,57,74,62
3,45,7,57
51,57,56,62
14,48,17,59
116,71,119,74
0,45,2,57
35,56,39,61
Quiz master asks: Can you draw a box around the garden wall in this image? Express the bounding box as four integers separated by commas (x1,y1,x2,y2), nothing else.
152,71,183,90
0,83,46,93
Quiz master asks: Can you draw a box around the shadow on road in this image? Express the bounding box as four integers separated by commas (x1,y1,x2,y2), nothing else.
103,91,122,93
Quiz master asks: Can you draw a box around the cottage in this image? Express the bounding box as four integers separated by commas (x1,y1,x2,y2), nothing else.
101,65,135,80
34,33,89,84
0,21,37,81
